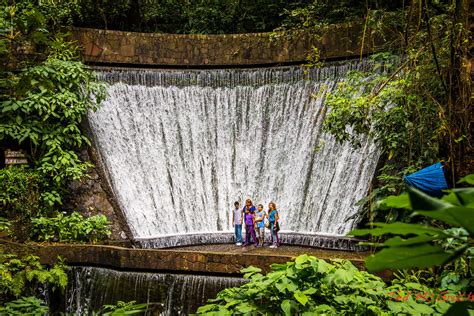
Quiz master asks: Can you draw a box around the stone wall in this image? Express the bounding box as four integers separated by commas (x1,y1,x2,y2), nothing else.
63,147,130,241
71,23,382,67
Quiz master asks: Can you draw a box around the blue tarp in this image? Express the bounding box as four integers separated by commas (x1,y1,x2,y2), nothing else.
403,162,448,197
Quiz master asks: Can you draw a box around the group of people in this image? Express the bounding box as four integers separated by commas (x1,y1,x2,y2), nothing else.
232,199,280,248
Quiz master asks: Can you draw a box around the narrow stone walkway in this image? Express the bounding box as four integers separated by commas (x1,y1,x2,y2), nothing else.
174,244,369,261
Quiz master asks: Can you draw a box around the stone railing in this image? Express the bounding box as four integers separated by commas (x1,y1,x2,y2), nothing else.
71,23,383,67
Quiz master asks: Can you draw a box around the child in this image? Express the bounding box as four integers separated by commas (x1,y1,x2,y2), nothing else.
255,204,267,247
243,208,257,247
232,201,243,246
268,202,280,248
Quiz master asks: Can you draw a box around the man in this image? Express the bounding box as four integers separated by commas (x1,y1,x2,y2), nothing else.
232,201,243,246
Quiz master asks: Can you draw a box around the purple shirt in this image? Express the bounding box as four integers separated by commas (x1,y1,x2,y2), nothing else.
244,212,254,226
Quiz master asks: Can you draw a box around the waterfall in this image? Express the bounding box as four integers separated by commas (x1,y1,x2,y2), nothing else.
64,266,246,315
89,60,381,243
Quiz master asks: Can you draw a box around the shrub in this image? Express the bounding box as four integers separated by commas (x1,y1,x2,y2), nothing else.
196,255,455,315
94,300,149,316
0,296,49,316
350,174,474,314
30,212,111,243
0,168,47,218
0,168,54,241
0,253,67,303
1,0,106,243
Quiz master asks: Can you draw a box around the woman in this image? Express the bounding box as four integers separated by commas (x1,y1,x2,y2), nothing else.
268,202,280,248
242,199,256,214
242,199,257,246
243,206,257,247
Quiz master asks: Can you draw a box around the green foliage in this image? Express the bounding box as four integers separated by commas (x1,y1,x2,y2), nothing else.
93,300,149,316
0,0,79,67
286,0,471,226
0,253,67,303
1,55,106,186
74,0,310,34
0,168,51,240
0,1,107,242
0,168,49,217
196,254,456,315
350,178,474,314
349,180,474,275
322,53,441,222
0,218,11,235
0,296,48,316
30,212,111,243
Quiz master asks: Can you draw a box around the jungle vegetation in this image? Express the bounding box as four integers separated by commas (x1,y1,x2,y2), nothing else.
0,0,471,314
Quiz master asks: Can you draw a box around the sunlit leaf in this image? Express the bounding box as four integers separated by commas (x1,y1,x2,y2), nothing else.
349,222,445,237
415,207,474,235
408,187,452,210
365,244,455,272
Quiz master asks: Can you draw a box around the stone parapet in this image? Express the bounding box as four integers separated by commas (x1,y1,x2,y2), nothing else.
1,240,393,280
71,23,382,67
1,240,364,275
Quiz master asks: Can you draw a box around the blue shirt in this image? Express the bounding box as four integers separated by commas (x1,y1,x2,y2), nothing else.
242,206,256,213
256,211,266,228
268,210,278,222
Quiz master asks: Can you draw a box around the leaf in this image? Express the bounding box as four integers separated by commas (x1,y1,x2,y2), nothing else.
365,244,455,272
380,193,411,210
281,300,293,316
294,290,308,306
275,278,298,293
408,187,452,210
441,191,462,206
270,263,288,271
457,174,474,185
445,301,474,316
407,301,435,314
383,234,438,246
451,188,474,207
303,287,317,295
311,258,332,274
295,254,310,265
235,302,254,313
414,206,474,235
349,222,445,237
241,266,262,279
325,268,354,285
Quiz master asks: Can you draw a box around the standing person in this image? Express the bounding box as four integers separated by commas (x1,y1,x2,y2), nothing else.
255,204,267,247
242,199,257,245
232,201,243,246
268,202,280,248
243,208,257,247
242,199,256,214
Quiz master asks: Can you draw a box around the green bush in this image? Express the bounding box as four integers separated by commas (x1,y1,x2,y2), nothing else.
94,300,149,316
0,168,46,217
0,296,49,316
1,0,107,243
0,218,11,236
349,175,474,314
74,0,311,34
0,253,67,303
196,255,455,315
350,177,474,273
30,212,111,243
0,168,54,240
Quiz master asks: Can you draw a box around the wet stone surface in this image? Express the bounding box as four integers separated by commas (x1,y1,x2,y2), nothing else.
175,243,369,261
